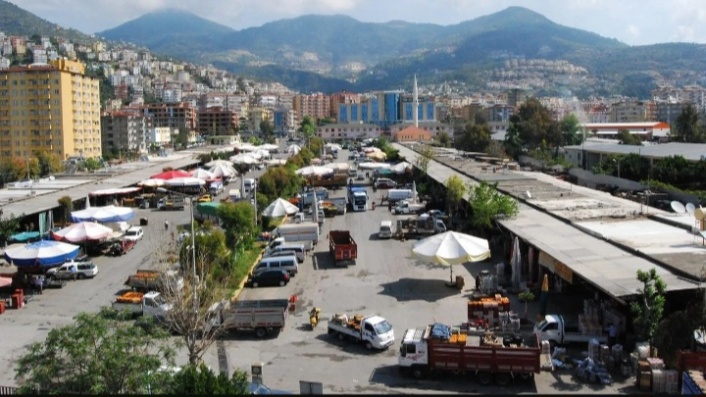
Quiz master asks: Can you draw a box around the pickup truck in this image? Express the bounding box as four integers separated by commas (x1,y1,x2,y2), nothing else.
327,313,395,350
396,214,446,237
125,269,184,293
328,230,357,267
534,314,608,348
157,196,185,211
394,200,427,215
205,299,289,338
111,291,172,318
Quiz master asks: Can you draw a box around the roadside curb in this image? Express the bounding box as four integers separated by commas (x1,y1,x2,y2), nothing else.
230,250,265,302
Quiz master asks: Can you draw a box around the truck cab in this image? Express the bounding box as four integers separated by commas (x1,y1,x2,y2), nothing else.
534,315,563,346
399,328,430,367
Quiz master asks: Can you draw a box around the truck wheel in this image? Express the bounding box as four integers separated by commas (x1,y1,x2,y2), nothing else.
255,327,267,338
279,280,286,286
77,273,85,280
477,372,492,385
365,341,373,350
494,373,511,386
411,365,426,379
518,373,532,381
252,281,259,288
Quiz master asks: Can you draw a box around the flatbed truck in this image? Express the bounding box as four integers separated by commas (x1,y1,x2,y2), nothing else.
327,313,395,350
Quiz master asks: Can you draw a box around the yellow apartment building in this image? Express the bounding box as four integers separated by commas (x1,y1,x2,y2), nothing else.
0,59,102,160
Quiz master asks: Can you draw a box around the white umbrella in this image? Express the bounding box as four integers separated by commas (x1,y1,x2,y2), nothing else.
266,159,287,166
234,142,258,152
230,153,258,165
287,144,301,155
412,231,491,283
259,143,279,151
295,165,334,177
71,205,136,223
137,178,166,187
412,180,418,203
325,143,342,151
262,198,300,218
208,164,237,178
366,151,387,161
255,149,271,159
205,159,234,168
511,236,522,289
164,177,206,187
51,221,114,243
191,168,215,180
358,162,391,170
392,161,412,174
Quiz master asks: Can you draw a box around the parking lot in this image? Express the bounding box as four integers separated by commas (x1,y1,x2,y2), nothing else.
0,148,637,394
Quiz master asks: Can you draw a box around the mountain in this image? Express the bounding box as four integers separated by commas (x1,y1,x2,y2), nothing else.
0,0,91,43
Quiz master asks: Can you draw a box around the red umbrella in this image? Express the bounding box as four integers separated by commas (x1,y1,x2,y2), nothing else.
150,170,191,180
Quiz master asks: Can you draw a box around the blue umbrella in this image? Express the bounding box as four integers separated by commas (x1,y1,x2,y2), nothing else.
70,205,135,223
4,240,80,266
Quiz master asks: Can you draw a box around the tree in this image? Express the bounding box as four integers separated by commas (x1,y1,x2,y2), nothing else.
299,116,316,147
467,181,519,233
630,268,667,356
175,127,190,149
559,113,583,146
58,196,73,226
415,145,434,176
437,131,451,148
309,136,324,158
0,209,21,247
257,166,303,205
509,98,557,150
259,119,275,143
444,175,466,228
165,364,249,395
217,201,256,249
34,150,64,176
455,123,491,153
674,104,706,143
15,310,176,394
617,129,642,145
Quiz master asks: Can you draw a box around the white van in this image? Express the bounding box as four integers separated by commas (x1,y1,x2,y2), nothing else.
209,181,224,196
243,178,256,195
378,220,393,239
273,222,319,250
265,243,306,263
228,189,242,202
254,255,299,276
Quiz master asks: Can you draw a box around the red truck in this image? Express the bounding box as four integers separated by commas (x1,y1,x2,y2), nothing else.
398,323,540,385
329,230,357,267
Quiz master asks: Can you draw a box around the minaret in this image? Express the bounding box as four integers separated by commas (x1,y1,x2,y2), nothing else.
413,74,419,127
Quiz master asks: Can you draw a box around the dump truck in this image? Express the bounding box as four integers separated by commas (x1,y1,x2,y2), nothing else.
395,214,446,238
328,230,357,267
125,269,184,293
111,291,172,318
327,313,395,350
534,314,608,348
157,196,185,211
205,299,289,338
398,323,541,385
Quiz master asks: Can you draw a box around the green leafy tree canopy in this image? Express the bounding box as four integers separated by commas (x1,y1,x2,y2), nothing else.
467,181,519,232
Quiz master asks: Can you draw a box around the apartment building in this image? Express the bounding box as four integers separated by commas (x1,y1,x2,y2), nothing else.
293,93,331,123
139,102,196,132
101,110,150,155
316,123,383,141
197,106,239,136
0,59,102,159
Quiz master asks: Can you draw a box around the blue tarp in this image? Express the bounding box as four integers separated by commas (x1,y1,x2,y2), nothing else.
9,231,40,242
430,323,451,340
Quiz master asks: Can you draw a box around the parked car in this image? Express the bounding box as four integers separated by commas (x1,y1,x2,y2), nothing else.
247,269,290,288
196,194,212,203
374,178,397,189
124,226,144,242
46,262,99,280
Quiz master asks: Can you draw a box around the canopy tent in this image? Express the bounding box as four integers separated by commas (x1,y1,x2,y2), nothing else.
90,187,142,196
150,170,192,180
234,142,258,152
208,164,237,178
262,198,300,218
9,231,41,243
51,221,114,243
287,144,301,155
366,151,387,161
295,165,334,177
326,162,350,172
325,143,343,151
204,159,234,168
137,178,166,187
164,177,206,187
4,240,80,267
412,231,491,283
266,159,287,166
358,162,391,170
70,205,136,223
191,168,216,180
258,143,279,151
391,161,413,174
230,153,259,165
254,149,271,159
196,202,221,217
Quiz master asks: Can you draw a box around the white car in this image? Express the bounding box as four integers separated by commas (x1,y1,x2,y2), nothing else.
124,226,144,242
47,261,99,280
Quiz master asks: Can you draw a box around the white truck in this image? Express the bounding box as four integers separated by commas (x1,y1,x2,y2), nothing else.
272,222,319,250
327,313,395,350
111,291,172,318
394,200,426,215
534,314,608,348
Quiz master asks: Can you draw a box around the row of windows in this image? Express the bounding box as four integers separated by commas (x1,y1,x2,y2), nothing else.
319,128,379,133
0,129,62,136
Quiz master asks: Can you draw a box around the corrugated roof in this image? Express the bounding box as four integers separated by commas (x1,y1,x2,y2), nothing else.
565,142,706,161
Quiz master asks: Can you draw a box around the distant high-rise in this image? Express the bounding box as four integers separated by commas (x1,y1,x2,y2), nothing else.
413,74,419,127
0,59,102,159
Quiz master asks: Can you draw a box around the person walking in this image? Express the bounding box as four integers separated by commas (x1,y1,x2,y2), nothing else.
164,220,169,231
35,275,43,294
70,265,78,281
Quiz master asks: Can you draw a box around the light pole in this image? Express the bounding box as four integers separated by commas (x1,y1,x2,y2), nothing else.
156,187,198,315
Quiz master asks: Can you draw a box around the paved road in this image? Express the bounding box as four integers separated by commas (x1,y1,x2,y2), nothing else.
0,148,638,394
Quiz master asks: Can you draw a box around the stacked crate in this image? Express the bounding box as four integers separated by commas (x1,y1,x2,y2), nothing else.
467,295,510,327
663,369,678,394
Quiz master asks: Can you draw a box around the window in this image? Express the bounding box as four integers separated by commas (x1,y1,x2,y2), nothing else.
406,344,416,354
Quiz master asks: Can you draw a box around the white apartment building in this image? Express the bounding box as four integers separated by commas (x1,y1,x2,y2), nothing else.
316,123,383,141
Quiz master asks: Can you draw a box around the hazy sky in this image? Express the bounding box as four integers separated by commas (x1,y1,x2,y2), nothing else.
8,0,706,46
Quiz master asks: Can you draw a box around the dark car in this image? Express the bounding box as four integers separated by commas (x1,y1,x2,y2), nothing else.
247,269,290,288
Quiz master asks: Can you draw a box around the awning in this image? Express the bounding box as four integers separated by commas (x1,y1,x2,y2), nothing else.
90,187,142,196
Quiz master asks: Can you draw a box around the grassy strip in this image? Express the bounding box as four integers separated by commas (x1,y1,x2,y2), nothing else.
218,242,267,299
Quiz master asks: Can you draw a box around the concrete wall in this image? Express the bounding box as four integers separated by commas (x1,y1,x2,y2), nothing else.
569,168,646,191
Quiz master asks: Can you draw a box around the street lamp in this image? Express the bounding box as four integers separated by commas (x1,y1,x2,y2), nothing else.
156,187,198,315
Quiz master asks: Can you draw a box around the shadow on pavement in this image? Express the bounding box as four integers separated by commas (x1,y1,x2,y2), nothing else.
378,278,462,302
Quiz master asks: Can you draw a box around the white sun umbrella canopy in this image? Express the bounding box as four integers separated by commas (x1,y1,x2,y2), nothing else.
137,178,166,187
412,231,491,283
259,143,279,151
325,143,342,151
164,177,206,187
392,161,412,174
327,162,350,172
358,162,391,170
295,165,334,177
234,142,258,152
71,205,136,223
262,198,300,218
208,164,237,179
204,159,234,168
266,159,287,166
255,149,271,159
230,153,259,165
52,221,114,243
287,144,301,155
191,168,215,180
